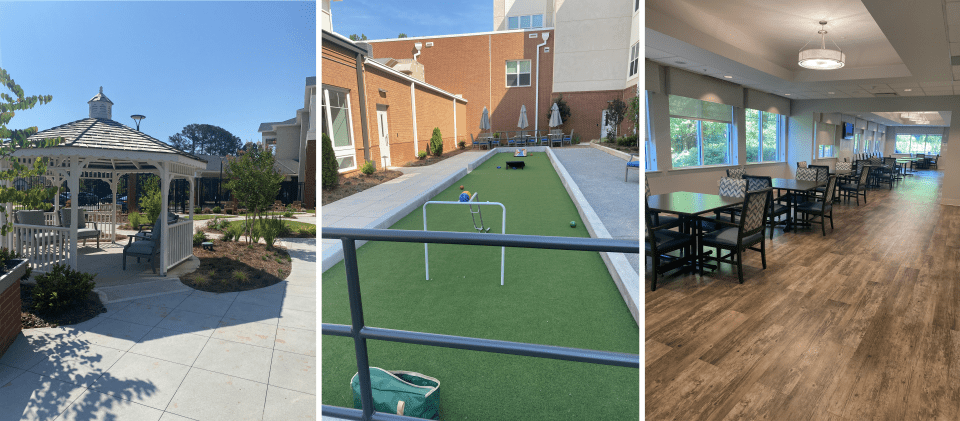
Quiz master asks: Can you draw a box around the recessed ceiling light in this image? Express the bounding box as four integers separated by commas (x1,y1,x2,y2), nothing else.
904,89,912,91
723,75,733,79
828,92,835,94
784,93,791,96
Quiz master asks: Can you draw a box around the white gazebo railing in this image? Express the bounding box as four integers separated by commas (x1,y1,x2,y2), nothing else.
166,219,193,269
12,224,71,272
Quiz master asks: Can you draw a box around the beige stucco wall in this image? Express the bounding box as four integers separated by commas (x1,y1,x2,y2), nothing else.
275,125,301,163
553,0,634,93
494,0,554,32
322,0,333,32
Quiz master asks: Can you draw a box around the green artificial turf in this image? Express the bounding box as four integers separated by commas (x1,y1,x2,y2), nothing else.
322,152,638,420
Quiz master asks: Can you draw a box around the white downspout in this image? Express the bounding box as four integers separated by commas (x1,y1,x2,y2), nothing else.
411,82,419,154
535,32,549,135
453,98,457,148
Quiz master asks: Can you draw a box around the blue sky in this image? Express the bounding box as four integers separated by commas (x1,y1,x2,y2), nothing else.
329,0,492,41
0,1,315,148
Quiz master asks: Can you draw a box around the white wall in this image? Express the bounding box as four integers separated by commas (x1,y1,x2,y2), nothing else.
553,0,633,93
494,0,553,31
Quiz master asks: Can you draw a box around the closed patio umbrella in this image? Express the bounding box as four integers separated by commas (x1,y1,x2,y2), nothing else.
549,103,563,127
480,106,491,132
518,105,529,130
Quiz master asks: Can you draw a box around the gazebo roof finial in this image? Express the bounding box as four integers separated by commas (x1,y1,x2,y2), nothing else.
99,86,103,94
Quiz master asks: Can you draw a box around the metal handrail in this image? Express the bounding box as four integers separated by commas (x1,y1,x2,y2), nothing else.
321,227,640,421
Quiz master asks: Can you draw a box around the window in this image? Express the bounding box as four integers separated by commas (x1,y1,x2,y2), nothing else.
895,134,942,154
819,144,835,158
507,14,544,29
635,0,640,12
628,42,639,78
853,133,861,153
745,109,781,162
644,91,655,171
506,60,531,87
322,86,357,172
669,95,733,168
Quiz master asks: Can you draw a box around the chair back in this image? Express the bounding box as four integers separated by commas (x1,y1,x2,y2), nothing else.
16,210,46,226
857,165,872,185
823,175,838,204
917,153,926,158
739,188,771,240
797,161,808,168
869,156,883,165
809,165,829,184
743,175,772,192
836,161,852,171
883,157,896,168
796,167,818,182
60,208,86,229
718,177,747,198
645,178,651,198
726,167,746,179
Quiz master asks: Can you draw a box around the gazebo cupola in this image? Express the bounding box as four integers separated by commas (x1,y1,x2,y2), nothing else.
88,86,113,119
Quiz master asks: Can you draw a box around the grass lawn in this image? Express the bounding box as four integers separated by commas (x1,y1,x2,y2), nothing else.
322,153,638,420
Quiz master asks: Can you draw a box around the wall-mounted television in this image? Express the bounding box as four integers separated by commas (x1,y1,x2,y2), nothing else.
842,122,855,140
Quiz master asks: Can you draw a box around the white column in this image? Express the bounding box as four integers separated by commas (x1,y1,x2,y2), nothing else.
188,176,195,226
160,164,169,276
411,82,419,154
110,172,119,243
68,157,80,270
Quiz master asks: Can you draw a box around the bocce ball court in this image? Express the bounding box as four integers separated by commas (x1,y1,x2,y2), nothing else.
321,153,639,420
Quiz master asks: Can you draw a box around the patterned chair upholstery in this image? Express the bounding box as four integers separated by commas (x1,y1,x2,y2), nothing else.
700,188,771,284
744,175,790,239
796,167,818,182
726,166,747,179
718,177,747,198
836,162,852,171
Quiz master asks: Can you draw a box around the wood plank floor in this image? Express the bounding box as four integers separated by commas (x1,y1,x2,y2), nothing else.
645,170,960,420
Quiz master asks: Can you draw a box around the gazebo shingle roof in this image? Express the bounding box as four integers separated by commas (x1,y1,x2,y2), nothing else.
27,117,205,163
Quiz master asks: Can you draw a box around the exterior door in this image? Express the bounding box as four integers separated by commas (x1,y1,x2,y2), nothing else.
601,110,612,140
377,110,391,168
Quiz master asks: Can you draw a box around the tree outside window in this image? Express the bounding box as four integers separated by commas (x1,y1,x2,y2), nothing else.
668,95,732,168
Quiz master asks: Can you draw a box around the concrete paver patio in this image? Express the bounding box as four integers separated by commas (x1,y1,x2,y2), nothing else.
0,238,317,421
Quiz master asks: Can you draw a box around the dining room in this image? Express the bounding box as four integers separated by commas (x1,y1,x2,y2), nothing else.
644,0,960,418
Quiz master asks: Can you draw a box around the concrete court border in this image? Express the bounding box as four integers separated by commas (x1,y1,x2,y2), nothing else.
322,146,639,325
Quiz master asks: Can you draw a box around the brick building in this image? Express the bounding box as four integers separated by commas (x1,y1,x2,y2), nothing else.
363,0,640,143
321,30,467,175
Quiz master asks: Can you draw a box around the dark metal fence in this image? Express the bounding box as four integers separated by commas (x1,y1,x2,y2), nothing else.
321,227,641,421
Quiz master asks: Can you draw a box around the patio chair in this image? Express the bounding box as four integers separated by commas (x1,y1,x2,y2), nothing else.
470,133,488,150
490,133,503,148
60,208,101,248
700,188,771,284
123,216,163,273
626,154,640,181
536,130,550,146
550,132,563,147
132,212,179,242
562,130,574,146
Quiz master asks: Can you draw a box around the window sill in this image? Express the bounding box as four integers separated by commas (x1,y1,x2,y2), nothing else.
667,163,738,173
745,161,787,166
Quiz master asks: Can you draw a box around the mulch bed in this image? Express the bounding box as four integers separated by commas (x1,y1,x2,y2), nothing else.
321,169,404,206
180,240,292,293
402,147,471,167
21,284,106,329
595,141,639,154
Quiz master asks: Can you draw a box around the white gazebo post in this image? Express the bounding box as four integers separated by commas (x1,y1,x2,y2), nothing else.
109,172,119,243
188,176,195,223
160,162,170,276
68,155,80,270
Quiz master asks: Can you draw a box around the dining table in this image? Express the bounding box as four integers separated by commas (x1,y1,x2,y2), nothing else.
770,178,822,232
647,191,745,271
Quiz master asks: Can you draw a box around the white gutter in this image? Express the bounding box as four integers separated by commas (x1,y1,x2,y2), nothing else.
411,82,418,153
535,32,550,134
453,97,457,145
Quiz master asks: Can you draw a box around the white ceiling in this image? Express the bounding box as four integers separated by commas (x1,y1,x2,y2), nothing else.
646,0,960,99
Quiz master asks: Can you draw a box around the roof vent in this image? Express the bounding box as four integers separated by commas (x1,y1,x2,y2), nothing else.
88,86,114,120
425,42,433,47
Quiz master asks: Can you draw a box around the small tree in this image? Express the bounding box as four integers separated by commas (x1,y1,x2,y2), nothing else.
604,99,627,141
321,133,339,190
429,127,443,157
545,94,572,124
627,95,640,135
398,33,408,38
349,34,368,41
224,142,284,244
138,175,162,225
0,68,62,235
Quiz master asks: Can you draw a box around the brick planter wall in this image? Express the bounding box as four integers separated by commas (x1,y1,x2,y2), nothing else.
0,279,20,358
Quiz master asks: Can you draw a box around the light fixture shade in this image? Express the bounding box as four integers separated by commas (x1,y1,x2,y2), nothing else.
798,48,845,69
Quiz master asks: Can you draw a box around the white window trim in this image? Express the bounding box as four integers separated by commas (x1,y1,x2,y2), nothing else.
644,91,655,171
506,59,532,88
628,42,640,79
746,110,784,163
322,87,358,173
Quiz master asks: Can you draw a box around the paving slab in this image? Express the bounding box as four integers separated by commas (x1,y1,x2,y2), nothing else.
56,390,165,421
164,368,268,421
264,386,316,421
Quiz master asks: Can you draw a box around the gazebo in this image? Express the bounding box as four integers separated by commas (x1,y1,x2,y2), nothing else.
3,87,206,276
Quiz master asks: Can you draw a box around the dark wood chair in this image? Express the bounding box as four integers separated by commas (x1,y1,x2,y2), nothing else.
839,165,871,205
645,203,696,291
700,188,771,284
797,175,839,236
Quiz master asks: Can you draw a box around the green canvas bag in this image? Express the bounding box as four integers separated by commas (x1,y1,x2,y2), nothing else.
351,367,440,419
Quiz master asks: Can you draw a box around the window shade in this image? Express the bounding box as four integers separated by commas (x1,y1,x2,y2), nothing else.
744,88,790,115
669,95,732,123
666,67,743,108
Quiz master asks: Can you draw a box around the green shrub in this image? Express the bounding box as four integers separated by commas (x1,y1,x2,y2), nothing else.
458,141,466,150
283,210,294,218
616,135,638,147
321,133,339,190
260,217,286,249
212,206,221,213
297,226,316,237
128,211,143,228
226,208,234,215
31,264,96,314
193,230,208,247
429,127,443,157
194,206,201,214
232,270,248,283
417,151,427,160
139,176,162,225
360,160,375,175
573,133,581,144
